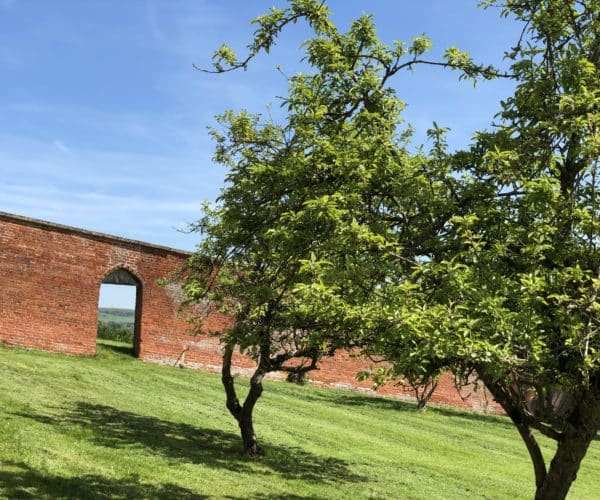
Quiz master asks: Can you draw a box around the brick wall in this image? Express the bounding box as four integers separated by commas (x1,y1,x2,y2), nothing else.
0,212,501,413
0,212,230,358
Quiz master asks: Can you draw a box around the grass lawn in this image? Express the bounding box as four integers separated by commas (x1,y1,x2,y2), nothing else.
0,340,599,499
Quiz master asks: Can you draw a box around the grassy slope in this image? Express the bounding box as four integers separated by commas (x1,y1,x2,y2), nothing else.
0,341,598,499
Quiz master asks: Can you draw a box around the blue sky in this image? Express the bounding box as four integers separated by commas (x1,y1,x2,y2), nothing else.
1,1,521,307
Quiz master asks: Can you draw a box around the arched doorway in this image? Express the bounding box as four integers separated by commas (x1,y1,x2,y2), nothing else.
97,267,142,356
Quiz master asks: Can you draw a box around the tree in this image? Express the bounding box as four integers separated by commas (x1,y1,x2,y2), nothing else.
187,0,502,456
185,3,418,455
188,0,600,497
440,2,599,496
291,1,600,498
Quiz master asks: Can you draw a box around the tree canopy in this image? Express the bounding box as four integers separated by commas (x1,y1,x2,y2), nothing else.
187,1,599,497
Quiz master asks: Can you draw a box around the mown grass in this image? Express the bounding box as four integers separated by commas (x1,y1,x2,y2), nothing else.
0,340,599,499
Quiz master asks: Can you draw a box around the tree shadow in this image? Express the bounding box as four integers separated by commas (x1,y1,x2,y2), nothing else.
226,494,328,500
0,462,206,499
299,390,416,412
427,404,511,427
14,402,364,484
303,391,511,427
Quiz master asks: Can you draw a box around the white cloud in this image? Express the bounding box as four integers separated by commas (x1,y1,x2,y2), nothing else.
0,128,220,251
144,0,227,59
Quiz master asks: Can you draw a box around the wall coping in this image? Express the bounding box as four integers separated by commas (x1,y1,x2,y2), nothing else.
0,211,192,257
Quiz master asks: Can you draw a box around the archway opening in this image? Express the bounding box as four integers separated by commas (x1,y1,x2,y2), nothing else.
97,268,142,356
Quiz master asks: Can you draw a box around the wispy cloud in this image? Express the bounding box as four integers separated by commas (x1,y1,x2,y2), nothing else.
53,140,71,154
0,100,213,152
0,126,223,251
0,182,203,250
1,183,201,214
144,0,227,59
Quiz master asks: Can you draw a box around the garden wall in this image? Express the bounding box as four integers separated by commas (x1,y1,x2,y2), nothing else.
0,212,499,412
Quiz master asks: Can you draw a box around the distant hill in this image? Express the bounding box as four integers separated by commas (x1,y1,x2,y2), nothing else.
98,308,134,328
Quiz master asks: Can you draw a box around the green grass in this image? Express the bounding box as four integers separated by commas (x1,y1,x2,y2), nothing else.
0,341,598,499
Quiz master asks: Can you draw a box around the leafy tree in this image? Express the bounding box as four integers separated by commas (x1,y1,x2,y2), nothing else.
188,0,600,497
97,322,134,344
186,0,489,456
367,2,600,498
287,1,600,498
185,8,401,456
441,2,599,497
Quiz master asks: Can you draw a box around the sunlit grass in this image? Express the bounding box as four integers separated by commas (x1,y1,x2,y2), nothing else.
0,340,598,499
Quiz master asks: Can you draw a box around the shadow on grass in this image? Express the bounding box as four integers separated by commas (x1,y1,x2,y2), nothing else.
96,339,134,357
427,404,511,427
0,462,206,499
303,390,511,427
304,391,416,412
15,402,364,485
226,494,328,500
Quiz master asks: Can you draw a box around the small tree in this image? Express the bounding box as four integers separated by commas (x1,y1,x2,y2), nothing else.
187,0,497,455
186,3,425,455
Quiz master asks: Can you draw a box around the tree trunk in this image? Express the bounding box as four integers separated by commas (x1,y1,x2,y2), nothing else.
478,370,600,500
222,344,243,418
532,388,600,499
515,422,547,491
239,368,265,457
534,432,595,500
412,376,438,412
477,372,548,490
239,410,262,457
221,343,267,457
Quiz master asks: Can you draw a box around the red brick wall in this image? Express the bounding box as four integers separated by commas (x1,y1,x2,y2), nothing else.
0,212,501,413
0,213,230,358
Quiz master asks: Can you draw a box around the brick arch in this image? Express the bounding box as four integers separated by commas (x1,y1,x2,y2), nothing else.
98,265,145,357
101,264,145,287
